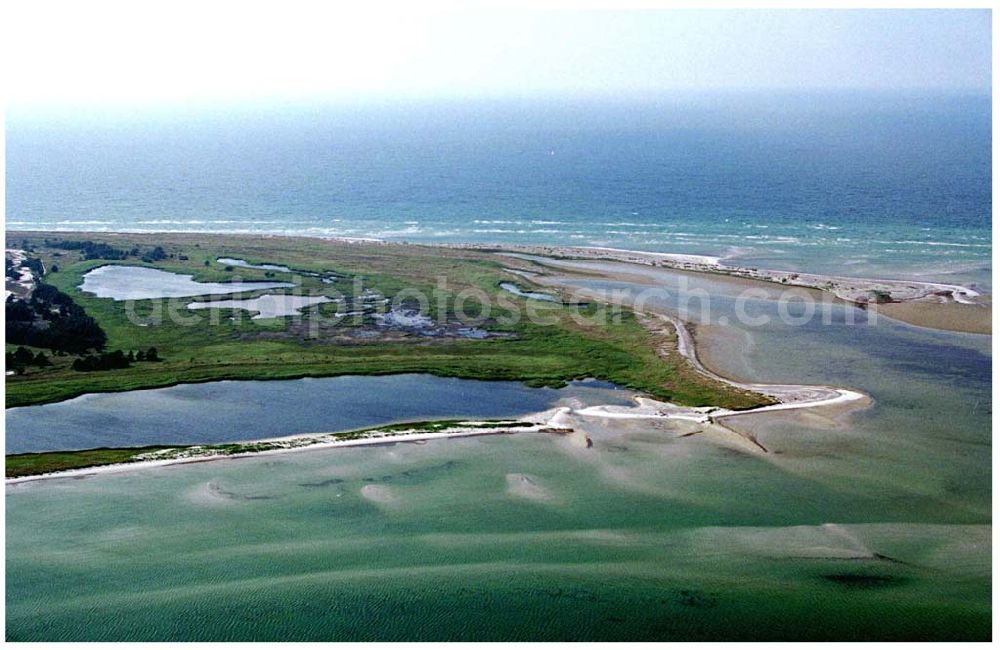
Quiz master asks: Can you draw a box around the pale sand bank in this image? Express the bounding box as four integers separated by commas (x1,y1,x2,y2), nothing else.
5,422,552,484
871,300,991,335
487,242,982,303
511,251,988,336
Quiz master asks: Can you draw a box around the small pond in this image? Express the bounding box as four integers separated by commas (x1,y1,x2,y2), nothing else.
217,258,340,282
217,257,294,273
187,294,335,319
80,265,295,301
499,282,559,302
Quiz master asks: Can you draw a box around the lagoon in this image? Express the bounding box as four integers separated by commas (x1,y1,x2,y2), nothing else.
5,375,633,454
216,257,294,273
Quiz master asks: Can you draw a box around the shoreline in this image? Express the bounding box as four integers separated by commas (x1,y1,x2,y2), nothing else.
6,420,557,484
472,242,985,304
7,361,870,484
6,306,871,484
2,229,976,481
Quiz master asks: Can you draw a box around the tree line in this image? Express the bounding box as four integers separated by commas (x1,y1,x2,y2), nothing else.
5,345,163,373
45,239,172,264
71,347,161,372
5,346,52,374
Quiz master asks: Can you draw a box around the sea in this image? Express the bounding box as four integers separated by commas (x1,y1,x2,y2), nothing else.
5,93,993,641
5,92,992,286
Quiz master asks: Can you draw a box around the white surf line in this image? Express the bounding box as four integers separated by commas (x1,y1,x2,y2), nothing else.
577,246,723,267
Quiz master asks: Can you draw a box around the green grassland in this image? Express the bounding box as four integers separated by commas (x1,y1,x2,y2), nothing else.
6,231,768,410
5,446,175,478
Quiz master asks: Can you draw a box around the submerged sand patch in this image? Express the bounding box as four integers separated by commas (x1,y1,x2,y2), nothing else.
360,483,398,507
871,301,991,335
506,473,554,502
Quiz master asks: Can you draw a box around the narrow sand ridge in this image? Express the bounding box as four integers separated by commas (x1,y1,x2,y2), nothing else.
501,256,868,425
655,311,866,419
516,249,989,335
6,424,544,484
570,312,866,428
483,243,983,306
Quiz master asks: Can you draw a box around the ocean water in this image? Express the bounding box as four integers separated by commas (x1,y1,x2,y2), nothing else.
6,93,991,285
5,93,992,641
7,274,990,641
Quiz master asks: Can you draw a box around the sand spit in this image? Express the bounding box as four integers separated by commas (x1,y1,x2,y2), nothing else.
482,244,988,334
491,242,980,303
7,346,865,481
560,308,868,453
654,311,867,414
5,421,556,484
540,303,869,453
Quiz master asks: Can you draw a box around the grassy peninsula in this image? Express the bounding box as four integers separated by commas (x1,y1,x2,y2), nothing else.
6,231,767,411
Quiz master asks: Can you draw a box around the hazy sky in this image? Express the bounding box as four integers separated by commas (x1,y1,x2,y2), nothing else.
5,4,991,108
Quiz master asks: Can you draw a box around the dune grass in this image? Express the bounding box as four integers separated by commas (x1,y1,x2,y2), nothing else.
6,419,538,478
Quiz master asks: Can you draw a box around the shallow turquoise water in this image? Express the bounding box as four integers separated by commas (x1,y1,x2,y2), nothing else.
6,434,990,641
4,91,992,640
6,276,990,641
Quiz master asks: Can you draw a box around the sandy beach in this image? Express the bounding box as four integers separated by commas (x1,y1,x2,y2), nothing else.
5,421,550,484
